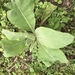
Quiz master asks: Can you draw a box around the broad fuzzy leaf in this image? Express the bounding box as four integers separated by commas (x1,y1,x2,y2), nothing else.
7,0,35,31
35,27,74,49
37,45,68,67
2,29,35,41
2,29,27,40
1,38,26,57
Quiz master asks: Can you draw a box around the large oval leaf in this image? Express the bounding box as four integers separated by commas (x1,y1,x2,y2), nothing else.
35,27,74,49
2,29,35,41
1,38,26,57
7,0,35,31
37,45,68,67
2,29,27,40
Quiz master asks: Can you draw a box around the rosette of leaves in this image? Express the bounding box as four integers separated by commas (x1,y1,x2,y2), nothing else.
1,0,74,67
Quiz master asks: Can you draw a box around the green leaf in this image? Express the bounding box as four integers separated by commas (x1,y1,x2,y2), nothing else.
7,0,35,31
41,2,57,25
0,41,2,47
35,27,74,49
1,38,26,57
2,29,27,40
2,29,35,41
37,45,68,67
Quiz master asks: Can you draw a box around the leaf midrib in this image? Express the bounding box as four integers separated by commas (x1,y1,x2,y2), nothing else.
4,40,25,48
15,2,33,32
40,43,55,61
